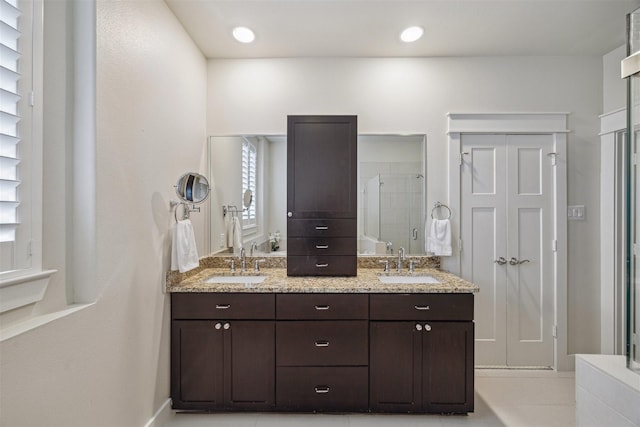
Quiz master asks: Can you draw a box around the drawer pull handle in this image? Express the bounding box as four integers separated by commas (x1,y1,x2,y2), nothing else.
314,341,329,347
414,305,430,311
314,386,330,394
314,305,330,310
315,263,329,268
315,245,329,249
315,226,329,230
216,304,231,309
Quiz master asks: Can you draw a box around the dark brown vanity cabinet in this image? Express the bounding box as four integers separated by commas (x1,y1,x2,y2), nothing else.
170,294,275,411
369,294,475,414
287,115,357,276
170,291,475,414
275,294,369,411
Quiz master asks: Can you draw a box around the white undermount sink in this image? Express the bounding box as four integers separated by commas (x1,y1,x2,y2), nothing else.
204,275,267,284
377,275,441,284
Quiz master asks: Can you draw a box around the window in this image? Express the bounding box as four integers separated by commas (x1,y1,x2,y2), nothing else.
241,137,257,230
0,0,51,314
0,0,24,273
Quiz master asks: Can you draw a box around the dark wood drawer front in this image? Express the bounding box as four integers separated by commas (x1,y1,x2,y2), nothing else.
287,237,356,256
287,255,356,276
288,219,356,237
172,293,275,320
276,367,368,411
276,321,368,366
370,293,473,321
277,294,368,319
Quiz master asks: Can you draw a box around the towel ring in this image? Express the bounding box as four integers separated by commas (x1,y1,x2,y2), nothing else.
171,201,191,222
430,202,451,220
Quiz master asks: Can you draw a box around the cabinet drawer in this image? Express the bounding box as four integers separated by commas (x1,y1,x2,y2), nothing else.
276,321,368,366
288,219,356,237
277,294,368,319
287,255,356,276
172,293,275,320
276,367,368,411
370,293,473,321
287,237,356,256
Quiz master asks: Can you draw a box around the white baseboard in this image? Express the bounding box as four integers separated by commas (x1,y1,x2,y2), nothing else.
144,398,172,427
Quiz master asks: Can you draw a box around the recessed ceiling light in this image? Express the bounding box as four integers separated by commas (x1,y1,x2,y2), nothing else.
400,26,424,43
232,26,255,43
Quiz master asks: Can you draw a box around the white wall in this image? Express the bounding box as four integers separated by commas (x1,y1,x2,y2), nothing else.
207,56,603,356
604,45,627,113
0,0,207,425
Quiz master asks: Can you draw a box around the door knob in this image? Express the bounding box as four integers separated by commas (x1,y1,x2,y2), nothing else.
494,257,507,265
510,257,530,265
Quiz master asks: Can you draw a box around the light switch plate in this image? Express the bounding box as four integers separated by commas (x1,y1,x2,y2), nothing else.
568,205,585,220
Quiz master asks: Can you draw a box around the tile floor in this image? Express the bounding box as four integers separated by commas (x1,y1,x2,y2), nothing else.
162,369,576,427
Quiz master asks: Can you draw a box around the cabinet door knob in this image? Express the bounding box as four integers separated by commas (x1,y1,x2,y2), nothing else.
414,305,430,311
214,322,222,330
315,244,329,249
424,324,432,332
287,212,293,217
315,226,329,230
315,263,329,268
223,323,230,330
415,324,423,331
314,341,329,347
216,304,231,310
314,386,330,394
314,305,330,310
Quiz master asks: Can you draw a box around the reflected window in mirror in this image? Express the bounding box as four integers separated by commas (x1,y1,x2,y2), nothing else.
242,137,257,231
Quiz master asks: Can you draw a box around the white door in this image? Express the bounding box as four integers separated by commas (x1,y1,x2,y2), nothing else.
461,134,555,367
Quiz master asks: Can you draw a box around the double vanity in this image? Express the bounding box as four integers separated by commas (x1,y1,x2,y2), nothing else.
169,115,477,414
167,255,479,414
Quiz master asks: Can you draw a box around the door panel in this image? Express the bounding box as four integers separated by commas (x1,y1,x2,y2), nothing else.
369,321,421,412
461,133,554,368
506,135,554,367
172,321,224,406
226,321,275,408
461,134,507,366
422,322,474,413
470,147,497,195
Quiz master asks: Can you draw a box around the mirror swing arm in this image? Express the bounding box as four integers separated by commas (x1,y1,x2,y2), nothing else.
222,189,253,218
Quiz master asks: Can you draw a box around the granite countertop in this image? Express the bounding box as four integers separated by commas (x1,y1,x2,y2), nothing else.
167,267,479,294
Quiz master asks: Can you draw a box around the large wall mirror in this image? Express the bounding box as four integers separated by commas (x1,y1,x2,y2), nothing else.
208,134,426,256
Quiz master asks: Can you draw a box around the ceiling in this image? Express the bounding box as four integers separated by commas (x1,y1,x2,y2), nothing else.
165,0,640,59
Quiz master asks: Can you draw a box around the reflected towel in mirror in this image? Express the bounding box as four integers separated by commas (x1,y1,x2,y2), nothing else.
426,218,452,256
226,215,234,247
232,216,243,249
171,219,199,272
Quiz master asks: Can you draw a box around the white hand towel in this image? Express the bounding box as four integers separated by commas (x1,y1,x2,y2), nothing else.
232,216,243,249
225,216,234,247
426,218,452,256
171,219,200,273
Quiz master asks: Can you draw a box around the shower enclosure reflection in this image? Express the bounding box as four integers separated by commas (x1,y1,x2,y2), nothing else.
361,173,424,254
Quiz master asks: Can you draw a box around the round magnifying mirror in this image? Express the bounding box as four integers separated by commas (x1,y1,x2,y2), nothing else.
175,172,210,204
243,189,253,208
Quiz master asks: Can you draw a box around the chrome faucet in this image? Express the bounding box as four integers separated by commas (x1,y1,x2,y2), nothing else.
250,242,259,256
397,247,406,272
239,247,247,272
